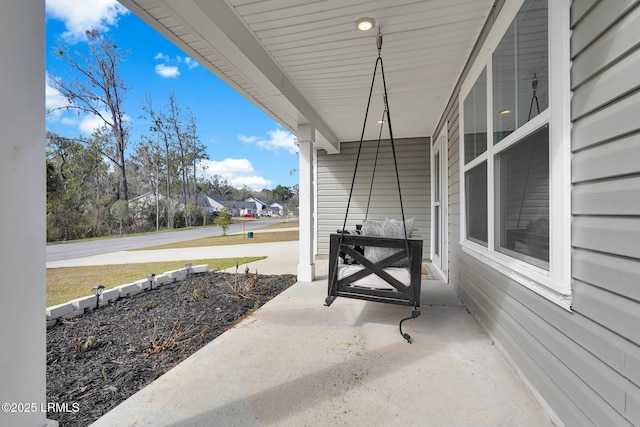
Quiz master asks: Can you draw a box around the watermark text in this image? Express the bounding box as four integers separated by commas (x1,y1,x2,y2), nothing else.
2,402,80,413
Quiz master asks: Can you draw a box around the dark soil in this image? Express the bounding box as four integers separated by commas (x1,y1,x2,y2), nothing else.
46,270,296,427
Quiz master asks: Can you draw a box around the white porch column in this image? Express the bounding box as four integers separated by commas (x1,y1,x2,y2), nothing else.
0,1,49,427
296,125,315,282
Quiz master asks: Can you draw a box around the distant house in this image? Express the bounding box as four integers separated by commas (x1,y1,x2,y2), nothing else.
246,197,272,216
204,195,227,213
188,194,216,214
269,202,287,216
205,195,257,217
228,201,257,217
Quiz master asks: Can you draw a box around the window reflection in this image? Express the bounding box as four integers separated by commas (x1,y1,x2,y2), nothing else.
497,126,549,267
465,162,488,246
493,0,548,143
463,68,487,164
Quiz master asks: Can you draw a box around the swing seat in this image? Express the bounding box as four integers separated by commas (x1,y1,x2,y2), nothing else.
325,233,423,309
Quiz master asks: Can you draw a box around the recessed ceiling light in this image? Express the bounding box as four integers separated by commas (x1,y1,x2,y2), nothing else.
500,109,512,115
356,17,376,31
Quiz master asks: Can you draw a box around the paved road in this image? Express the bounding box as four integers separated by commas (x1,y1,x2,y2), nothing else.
46,220,285,263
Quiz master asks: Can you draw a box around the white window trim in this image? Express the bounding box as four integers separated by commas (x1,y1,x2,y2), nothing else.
458,0,572,310
431,122,449,282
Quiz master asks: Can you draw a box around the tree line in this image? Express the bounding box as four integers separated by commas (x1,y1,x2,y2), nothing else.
46,29,297,242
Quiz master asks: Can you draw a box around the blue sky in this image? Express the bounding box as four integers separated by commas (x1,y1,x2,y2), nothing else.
45,0,299,191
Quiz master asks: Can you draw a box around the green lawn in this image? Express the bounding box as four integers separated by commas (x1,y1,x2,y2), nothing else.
255,220,298,230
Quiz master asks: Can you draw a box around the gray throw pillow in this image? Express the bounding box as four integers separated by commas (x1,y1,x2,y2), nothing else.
362,218,414,267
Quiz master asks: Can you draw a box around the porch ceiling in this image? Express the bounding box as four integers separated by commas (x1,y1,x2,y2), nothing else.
118,0,494,153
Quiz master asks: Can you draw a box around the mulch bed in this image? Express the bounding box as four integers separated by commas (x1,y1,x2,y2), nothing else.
46,270,296,427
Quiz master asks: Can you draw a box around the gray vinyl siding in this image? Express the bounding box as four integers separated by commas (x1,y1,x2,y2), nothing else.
447,113,461,288
436,1,640,426
316,137,430,256
569,2,640,424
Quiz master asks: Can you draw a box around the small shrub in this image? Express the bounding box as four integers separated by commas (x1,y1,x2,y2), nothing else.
214,208,232,235
191,282,207,301
224,265,260,299
67,334,83,352
82,335,99,351
140,308,206,357
66,333,99,352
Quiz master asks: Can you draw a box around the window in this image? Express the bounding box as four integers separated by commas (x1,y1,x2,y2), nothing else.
464,68,487,164
496,126,549,268
493,1,548,143
466,161,488,245
463,67,488,246
459,0,571,308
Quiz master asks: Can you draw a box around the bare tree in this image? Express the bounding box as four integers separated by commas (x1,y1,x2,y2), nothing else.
140,95,176,229
166,92,208,226
49,29,131,201
185,108,208,199
166,93,190,225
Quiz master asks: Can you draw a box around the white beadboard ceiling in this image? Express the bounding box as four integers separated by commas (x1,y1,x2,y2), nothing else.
118,0,494,153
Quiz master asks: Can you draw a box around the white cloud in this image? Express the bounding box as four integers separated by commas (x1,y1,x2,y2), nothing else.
238,128,298,154
77,110,132,135
77,114,105,135
184,57,199,70
154,52,170,62
238,135,258,144
229,175,272,190
60,116,78,126
153,54,198,77
197,158,272,190
202,158,254,178
155,64,180,78
46,0,129,43
45,77,71,118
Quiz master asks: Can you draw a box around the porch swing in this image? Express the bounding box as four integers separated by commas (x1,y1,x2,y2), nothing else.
324,31,424,343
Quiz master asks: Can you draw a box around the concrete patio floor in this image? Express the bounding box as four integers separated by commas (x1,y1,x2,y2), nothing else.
91,260,554,427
